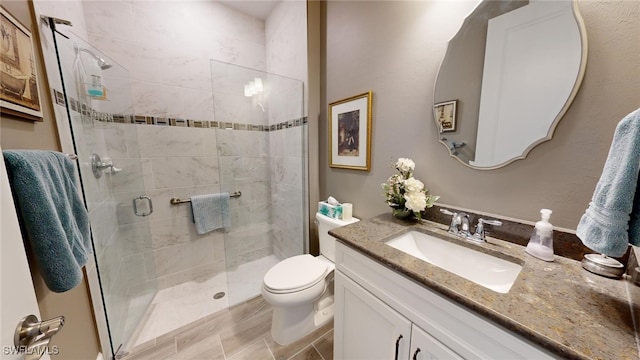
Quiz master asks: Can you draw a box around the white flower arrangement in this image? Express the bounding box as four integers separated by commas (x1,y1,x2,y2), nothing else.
382,158,439,219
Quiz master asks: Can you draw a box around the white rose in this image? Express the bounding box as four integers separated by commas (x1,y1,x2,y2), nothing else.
396,158,415,173
404,191,427,212
403,177,424,192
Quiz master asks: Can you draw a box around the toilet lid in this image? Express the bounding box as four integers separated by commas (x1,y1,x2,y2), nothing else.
264,254,328,293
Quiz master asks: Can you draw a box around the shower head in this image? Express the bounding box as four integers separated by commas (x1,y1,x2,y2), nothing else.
74,44,112,70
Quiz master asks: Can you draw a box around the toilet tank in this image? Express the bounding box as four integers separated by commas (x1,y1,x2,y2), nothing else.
316,212,359,262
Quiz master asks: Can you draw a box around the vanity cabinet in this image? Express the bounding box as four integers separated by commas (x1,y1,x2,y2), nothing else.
334,242,558,360
335,271,463,359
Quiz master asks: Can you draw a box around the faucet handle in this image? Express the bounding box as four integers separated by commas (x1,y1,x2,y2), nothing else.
472,218,502,242
439,208,456,216
478,218,502,227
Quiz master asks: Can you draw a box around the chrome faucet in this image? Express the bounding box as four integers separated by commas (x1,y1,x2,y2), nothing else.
440,209,502,243
440,209,470,236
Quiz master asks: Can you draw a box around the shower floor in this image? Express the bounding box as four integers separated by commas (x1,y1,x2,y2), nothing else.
132,254,280,347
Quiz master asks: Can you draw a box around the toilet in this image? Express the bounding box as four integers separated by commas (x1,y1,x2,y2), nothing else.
262,212,359,345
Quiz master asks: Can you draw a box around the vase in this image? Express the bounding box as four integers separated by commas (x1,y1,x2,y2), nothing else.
392,207,414,220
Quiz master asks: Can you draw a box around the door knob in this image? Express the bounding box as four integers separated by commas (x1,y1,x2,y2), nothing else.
14,314,64,360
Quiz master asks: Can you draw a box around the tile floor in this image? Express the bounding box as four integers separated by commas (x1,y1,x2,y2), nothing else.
121,296,333,360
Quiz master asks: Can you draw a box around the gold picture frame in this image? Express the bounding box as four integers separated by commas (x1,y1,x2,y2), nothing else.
1,6,43,121
434,100,457,133
329,91,373,171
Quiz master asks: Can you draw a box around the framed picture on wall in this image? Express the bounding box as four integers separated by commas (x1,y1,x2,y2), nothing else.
1,6,43,121
329,91,372,171
434,100,457,133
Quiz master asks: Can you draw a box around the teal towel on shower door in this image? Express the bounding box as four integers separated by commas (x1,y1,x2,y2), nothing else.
191,193,231,234
576,108,640,257
3,150,92,293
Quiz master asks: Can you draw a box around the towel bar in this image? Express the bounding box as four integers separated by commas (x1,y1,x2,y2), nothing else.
170,191,241,205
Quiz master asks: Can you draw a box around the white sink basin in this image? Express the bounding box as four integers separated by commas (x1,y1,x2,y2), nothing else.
385,231,522,293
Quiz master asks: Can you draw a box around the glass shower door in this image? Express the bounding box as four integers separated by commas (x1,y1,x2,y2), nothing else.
51,30,157,356
210,60,305,307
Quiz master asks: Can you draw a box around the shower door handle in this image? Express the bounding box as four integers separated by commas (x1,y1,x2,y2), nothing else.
133,195,153,217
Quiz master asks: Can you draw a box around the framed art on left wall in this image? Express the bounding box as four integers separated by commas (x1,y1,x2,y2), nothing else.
1,6,43,121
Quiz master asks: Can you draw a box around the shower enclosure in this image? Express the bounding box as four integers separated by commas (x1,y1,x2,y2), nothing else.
49,29,306,358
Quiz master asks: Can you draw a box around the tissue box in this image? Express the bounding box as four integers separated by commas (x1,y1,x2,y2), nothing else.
318,201,343,219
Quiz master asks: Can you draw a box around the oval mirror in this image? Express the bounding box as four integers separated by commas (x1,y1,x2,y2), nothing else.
433,0,587,169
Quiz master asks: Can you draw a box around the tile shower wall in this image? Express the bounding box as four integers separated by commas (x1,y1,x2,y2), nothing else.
266,1,308,259
82,0,275,284
117,124,226,292
83,1,266,120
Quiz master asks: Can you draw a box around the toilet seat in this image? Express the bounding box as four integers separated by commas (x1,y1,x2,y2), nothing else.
264,254,328,294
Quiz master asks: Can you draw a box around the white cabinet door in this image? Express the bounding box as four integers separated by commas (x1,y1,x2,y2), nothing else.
335,271,412,360
410,324,463,360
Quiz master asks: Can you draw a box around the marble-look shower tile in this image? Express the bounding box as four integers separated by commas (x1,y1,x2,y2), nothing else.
103,125,129,158
88,34,162,84
202,129,219,156
217,130,265,157
84,0,134,42
131,80,182,118
180,88,214,122
229,205,252,230
89,200,118,258
163,260,225,289
96,234,123,296
283,127,303,157
105,158,147,193
137,125,204,158
98,77,136,116
159,56,212,92
251,202,272,224
269,130,284,156
151,157,219,189
149,216,194,249
118,223,154,255
145,236,216,278
131,1,182,50
119,253,148,288
227,39,267,73
225,224,271,256
212,93,253,124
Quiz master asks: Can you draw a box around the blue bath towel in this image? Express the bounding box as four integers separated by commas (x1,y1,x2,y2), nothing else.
3,150,91,292
191,193,230,234
576,108,640,257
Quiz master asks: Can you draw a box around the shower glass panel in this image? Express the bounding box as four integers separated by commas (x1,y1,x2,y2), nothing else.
211,60,305,306
52,30,157,356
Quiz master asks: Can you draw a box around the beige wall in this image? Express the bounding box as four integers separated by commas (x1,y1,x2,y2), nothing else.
0,1,101,359
320,0,640,229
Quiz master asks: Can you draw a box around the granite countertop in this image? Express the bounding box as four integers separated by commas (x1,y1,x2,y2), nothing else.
330,213,640,360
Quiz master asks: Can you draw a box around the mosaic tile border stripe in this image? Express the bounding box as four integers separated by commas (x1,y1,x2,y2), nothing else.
53,89,307,132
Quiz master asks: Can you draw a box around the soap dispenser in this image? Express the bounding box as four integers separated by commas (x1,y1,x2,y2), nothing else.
525,209,554,261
